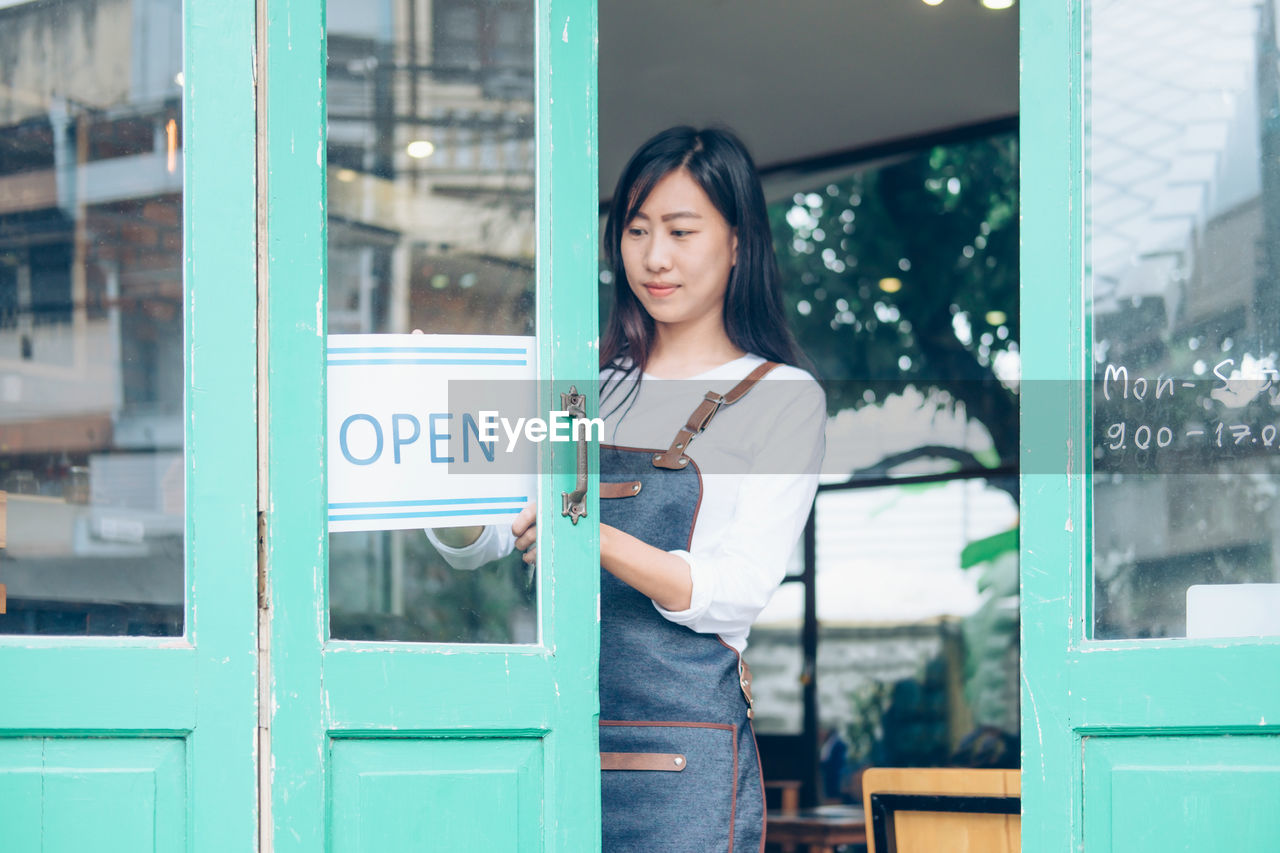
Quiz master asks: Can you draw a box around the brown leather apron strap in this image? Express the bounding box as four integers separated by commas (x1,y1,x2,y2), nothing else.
652,361,780,470
600,752,688,772
600,480,643,499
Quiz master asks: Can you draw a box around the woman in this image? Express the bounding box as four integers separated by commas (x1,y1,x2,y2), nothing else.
432,126,826,851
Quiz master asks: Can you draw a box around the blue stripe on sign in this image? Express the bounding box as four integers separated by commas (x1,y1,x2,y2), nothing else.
327,358,527,366
329,507,522,522
328,346,527,354
328,497,529,509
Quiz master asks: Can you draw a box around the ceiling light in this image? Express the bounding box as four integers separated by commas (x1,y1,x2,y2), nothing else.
174,71,184,87
879,278,903,294
980,0,1015,8
335,168,358,183
406,140,436,159
922,0,944,5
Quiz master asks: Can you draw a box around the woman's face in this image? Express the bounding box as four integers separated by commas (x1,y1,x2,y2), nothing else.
621,168,738,333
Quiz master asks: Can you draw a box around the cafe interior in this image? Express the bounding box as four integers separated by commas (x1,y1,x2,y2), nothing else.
598,1,1019,850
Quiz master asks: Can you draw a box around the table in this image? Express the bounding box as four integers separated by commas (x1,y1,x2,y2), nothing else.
767,804,867,853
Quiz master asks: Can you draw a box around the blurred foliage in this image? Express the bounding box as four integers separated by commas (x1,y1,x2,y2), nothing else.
769,134,1019,467
959,528,1020,732
843,681,893,765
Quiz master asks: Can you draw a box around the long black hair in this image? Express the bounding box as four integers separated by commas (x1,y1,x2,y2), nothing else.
600,126,808,383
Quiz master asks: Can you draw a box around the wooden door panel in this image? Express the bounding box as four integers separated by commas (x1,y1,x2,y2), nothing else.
1083,736,1280,852
330,737,543,853
0,737,186,853
0,739,43,851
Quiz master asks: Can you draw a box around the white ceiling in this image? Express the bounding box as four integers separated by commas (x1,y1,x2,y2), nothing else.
598,0,1018,197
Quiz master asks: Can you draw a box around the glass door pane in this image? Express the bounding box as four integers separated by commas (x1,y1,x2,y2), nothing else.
1089,0,1280,639
0,0,185,636
326,0,538,643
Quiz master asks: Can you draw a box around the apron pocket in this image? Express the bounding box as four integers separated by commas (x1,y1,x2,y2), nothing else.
600,721,737,852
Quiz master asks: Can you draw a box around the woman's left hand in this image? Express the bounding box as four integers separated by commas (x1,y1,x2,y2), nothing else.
513,502,537,564
600,523,693,612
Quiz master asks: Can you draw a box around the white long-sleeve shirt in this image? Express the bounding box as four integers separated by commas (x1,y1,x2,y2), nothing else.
430,353,827,652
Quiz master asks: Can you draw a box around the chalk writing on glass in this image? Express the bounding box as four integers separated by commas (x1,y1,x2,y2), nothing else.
1094,357,1280,468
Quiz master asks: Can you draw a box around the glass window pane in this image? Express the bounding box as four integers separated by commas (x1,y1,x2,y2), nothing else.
0,0,185,636
1089,0,1280,639
326,0,537,644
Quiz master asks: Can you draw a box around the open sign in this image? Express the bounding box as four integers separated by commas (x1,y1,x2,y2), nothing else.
326,334,539,533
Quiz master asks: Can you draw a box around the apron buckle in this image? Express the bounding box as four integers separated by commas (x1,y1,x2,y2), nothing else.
693,392,726,434
738,660,755,714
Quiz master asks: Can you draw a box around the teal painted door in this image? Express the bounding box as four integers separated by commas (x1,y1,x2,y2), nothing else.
0,0,258,851
262,0,601,851
1022,1,1280,850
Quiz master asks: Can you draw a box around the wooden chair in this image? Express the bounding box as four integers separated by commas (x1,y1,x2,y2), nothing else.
861,767,1020,853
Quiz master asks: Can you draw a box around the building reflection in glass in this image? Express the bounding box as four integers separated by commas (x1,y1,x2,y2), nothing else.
1089,0,1280,638
0,0,185,636
325,0,538,644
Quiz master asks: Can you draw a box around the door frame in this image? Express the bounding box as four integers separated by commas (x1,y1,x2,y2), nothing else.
0,0,259,849
1020,2,1280,848
1019,0,1079,845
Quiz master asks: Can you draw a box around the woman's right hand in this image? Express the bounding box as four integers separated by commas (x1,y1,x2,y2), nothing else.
512,502,537,564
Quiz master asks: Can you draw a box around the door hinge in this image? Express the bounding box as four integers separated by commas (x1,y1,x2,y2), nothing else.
257,510,268,610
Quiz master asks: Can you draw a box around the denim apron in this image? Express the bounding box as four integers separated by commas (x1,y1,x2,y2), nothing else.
598,361,777,853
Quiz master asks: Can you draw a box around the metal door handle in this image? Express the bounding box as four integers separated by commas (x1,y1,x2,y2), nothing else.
560,386,588,524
